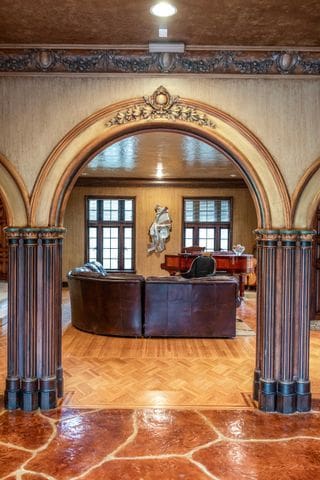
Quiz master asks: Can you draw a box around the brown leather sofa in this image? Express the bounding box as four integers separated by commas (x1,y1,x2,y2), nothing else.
67,267,144,337
144,275,238,338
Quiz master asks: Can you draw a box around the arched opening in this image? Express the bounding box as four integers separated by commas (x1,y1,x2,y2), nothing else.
31,86,288,411
8,87,313,414
61,130,258,407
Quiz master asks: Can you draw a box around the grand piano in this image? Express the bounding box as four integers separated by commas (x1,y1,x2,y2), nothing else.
160,251,254,298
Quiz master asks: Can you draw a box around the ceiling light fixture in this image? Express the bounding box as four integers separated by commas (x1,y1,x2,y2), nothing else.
150,2,177,17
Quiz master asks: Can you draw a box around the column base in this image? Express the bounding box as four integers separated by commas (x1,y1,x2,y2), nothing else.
56,367,64,398
21,378,39,411
296,380,312,412
258,379,277,412
277,381,296,414
5,377,21,410
253,369,260,401
40,377,57,410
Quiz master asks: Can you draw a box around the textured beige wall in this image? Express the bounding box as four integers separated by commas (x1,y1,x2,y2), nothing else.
63,185,257,279
0,77,319,199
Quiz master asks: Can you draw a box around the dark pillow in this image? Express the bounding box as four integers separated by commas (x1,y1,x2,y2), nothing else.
84,261,106,276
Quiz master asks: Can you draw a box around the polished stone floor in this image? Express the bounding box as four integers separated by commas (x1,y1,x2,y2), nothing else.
2,406,320,479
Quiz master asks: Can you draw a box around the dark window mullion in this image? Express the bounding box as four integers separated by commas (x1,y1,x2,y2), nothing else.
119,225,124,270
97,224,103,265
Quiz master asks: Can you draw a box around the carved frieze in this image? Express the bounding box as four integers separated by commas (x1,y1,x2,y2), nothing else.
106,86,216,129
0,48,319,76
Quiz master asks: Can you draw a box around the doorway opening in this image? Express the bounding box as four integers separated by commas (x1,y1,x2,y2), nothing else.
61,130,258,408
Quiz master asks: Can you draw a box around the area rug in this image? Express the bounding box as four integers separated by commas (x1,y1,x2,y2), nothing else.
0,298,7,327
310,320,320,331
236,318,255,336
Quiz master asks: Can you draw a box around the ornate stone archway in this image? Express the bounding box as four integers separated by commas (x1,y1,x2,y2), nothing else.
4,87,314,413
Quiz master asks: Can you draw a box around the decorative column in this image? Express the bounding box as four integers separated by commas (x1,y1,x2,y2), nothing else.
254,229,314,413
294,232,313,412
277,231,297,413
4,227,65,411
255,230,278,411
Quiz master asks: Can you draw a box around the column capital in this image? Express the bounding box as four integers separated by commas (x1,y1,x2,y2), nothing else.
255,229,279,242
4,227,66,240
255,229,315,244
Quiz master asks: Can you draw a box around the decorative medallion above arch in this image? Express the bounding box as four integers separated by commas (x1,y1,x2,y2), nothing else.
30,86,290,229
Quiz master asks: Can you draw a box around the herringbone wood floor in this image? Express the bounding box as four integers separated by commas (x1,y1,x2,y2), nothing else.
1,290,320,409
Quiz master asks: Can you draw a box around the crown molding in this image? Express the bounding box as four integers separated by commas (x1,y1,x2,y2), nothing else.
0,46,319,76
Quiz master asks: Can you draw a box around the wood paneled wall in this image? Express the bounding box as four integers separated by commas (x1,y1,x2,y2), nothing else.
62,185,257,279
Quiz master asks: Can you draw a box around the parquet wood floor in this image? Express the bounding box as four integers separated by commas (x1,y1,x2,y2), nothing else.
1,288,320,409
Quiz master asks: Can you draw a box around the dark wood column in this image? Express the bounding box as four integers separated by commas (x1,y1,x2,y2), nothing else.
254,230,278,411
4,227,65,411
254,229,314,413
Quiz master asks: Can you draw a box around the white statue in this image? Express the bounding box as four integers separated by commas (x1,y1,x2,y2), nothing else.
148,204,172,253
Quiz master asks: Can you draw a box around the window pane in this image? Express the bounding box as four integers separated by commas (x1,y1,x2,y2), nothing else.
110,259,118,269
199,200,207,222
184,200,194,221
89,227,97,238
124,258,132,270
89,248,97,261
199,228,215,251
103,227,119,270
89,200,98,221
89,238,97,248
220,239,229,250
221,200,230,222
103,258,111,269
103,199,119,221
220,228,229,250
124,200,133,221
124,227,132,238
124,238,132,249
184,227,193,247
88,226,98,261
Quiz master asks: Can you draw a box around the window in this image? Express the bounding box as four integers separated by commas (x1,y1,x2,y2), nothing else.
183,198,232,251
86,197,135,271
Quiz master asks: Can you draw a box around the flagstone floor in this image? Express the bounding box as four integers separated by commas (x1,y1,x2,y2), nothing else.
2,406,320,479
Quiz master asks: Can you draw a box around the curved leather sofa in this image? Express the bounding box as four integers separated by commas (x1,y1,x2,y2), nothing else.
68,263,239,338
67,268,144,337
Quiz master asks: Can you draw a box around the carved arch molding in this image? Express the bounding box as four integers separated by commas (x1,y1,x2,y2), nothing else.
31,85,290,230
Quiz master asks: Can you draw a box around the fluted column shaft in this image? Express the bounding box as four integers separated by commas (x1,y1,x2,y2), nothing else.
254,229,314,413
4,227,65,411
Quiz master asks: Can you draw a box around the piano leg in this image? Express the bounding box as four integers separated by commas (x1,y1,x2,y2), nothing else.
238,274,246,299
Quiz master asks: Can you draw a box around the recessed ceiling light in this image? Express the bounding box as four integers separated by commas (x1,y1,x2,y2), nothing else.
150,2,177,17
159,28,168,38
230,174,237,177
